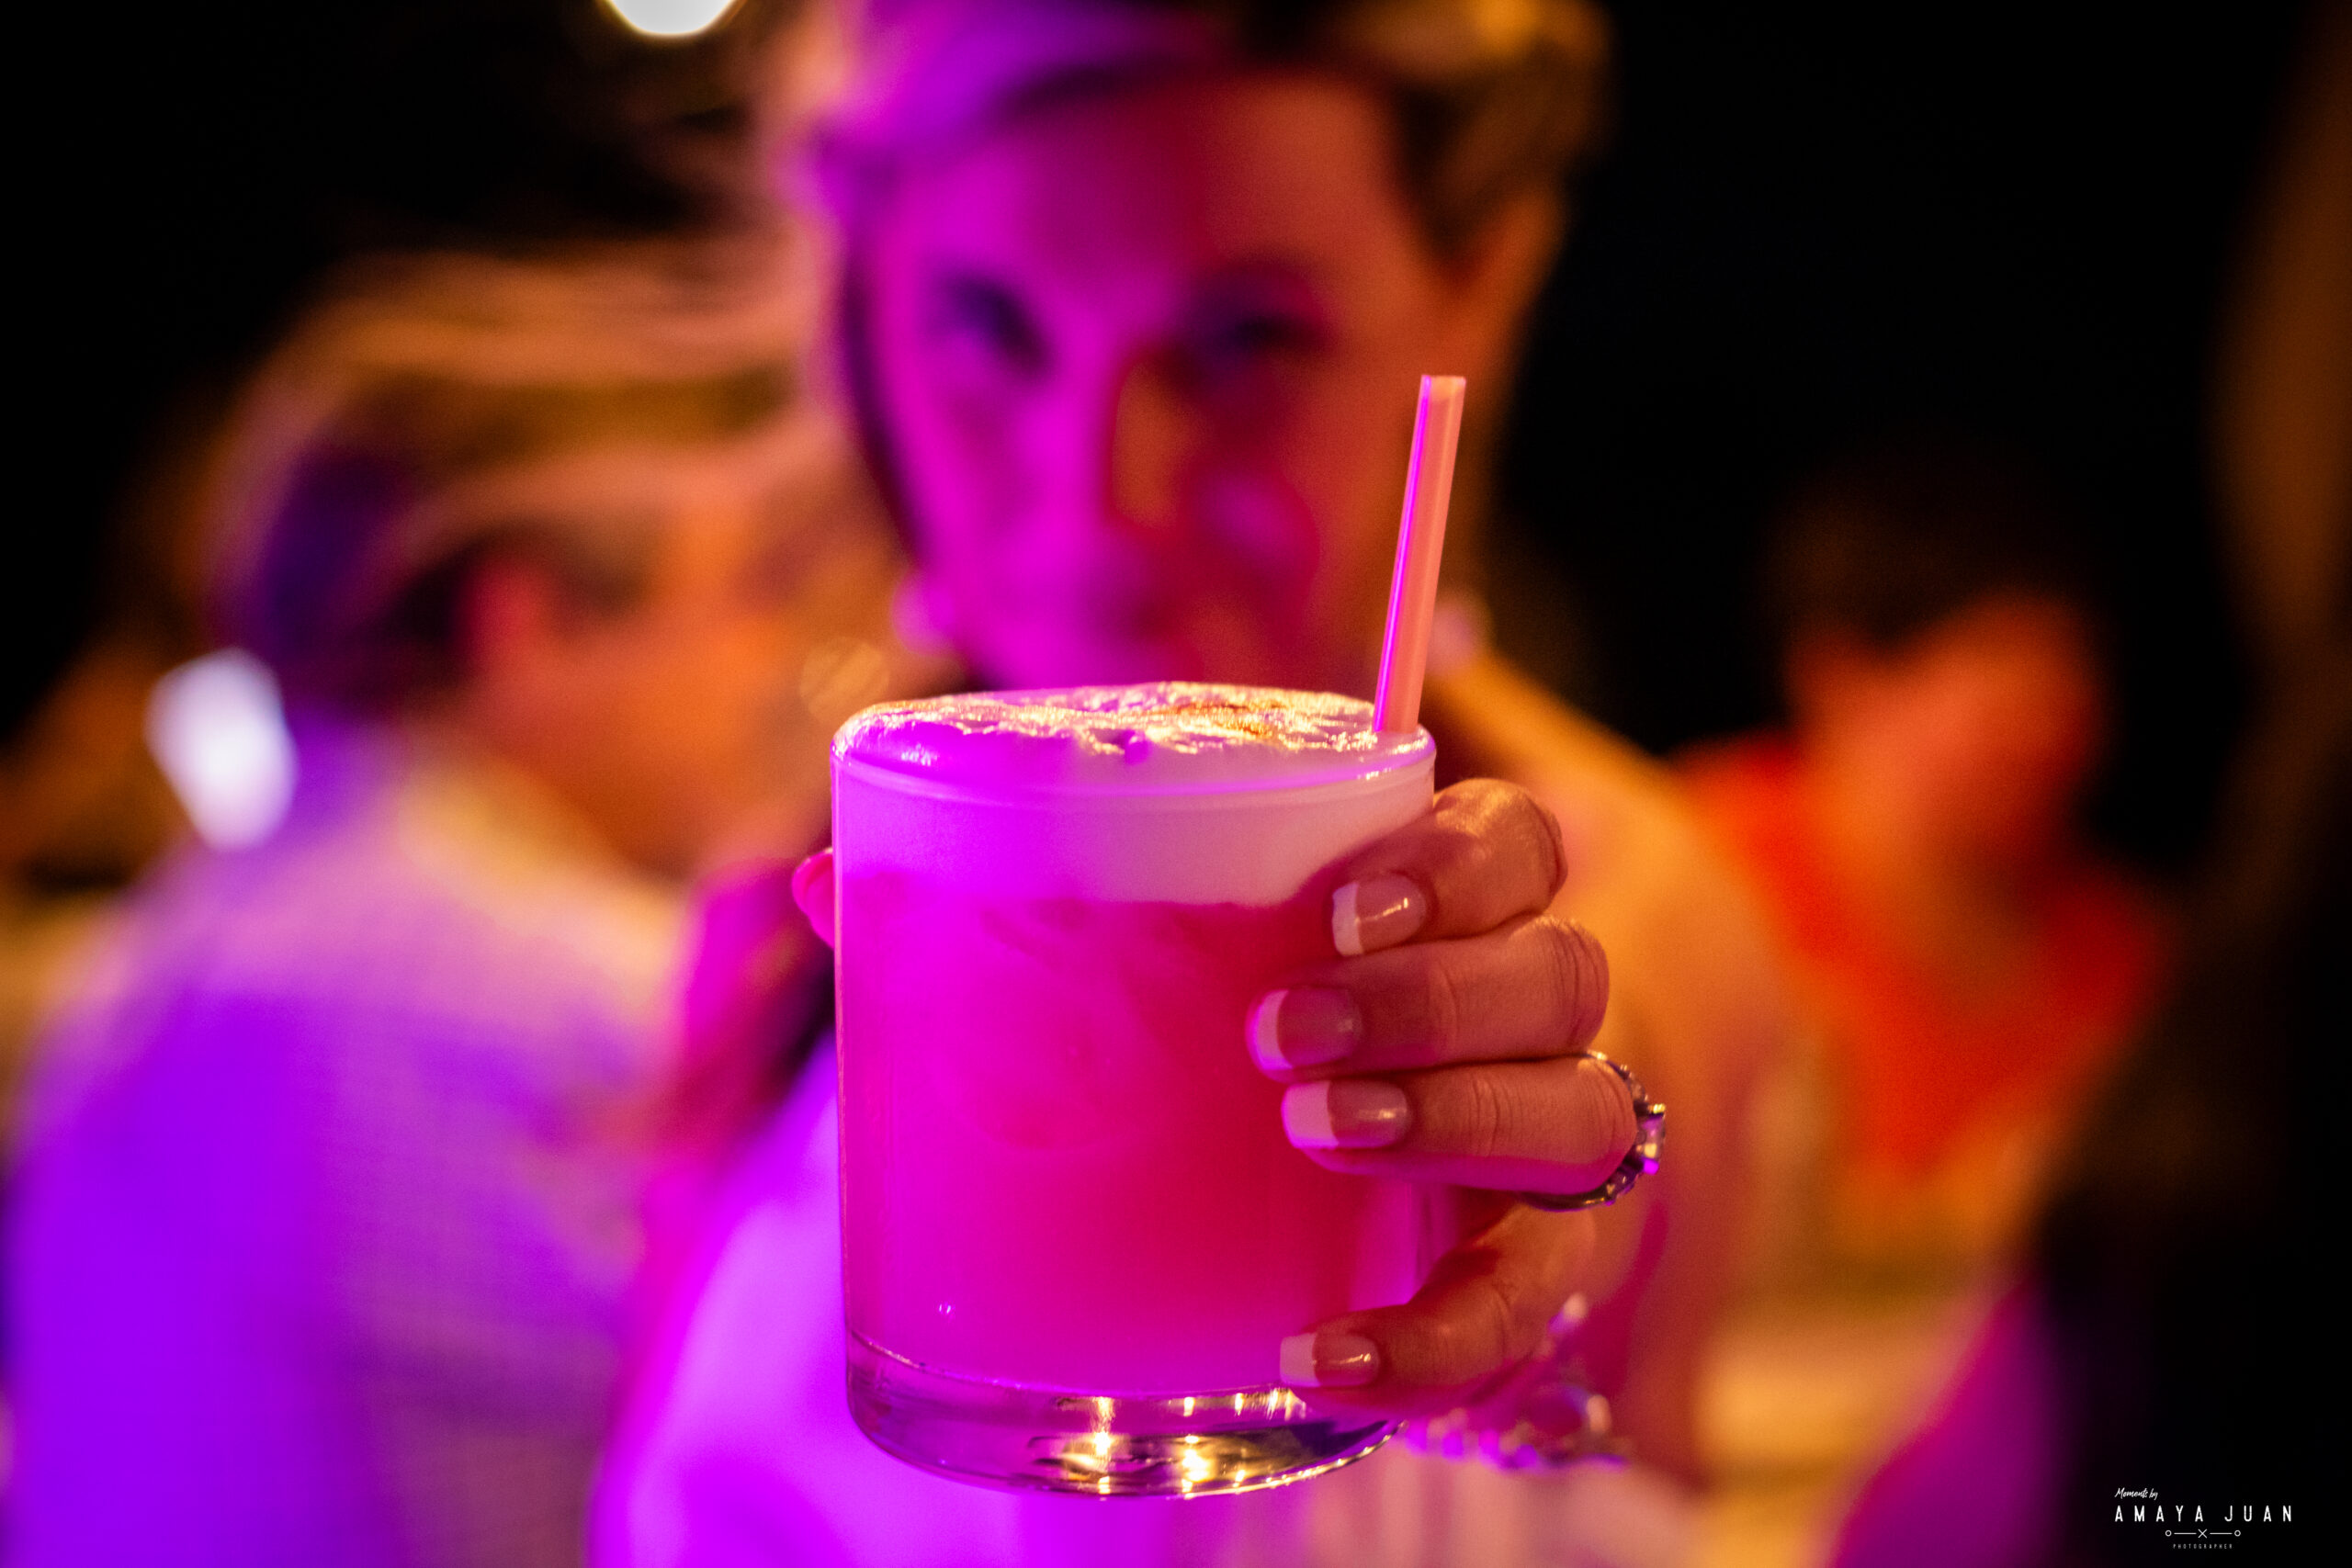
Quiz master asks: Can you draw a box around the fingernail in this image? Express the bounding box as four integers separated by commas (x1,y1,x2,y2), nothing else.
1331,874,1427,957
1282,1079,1411,1149
1278,1330,1381,1388
788,852,837,948
1248,987,1363,1071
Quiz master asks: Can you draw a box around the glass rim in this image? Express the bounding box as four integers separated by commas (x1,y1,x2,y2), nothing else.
832,744,1434,807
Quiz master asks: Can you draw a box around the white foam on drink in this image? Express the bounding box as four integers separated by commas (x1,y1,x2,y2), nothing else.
834,684,1434,903
838,683,1428,790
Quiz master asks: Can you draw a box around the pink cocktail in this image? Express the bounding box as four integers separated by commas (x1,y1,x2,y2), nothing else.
831,682,1434,1495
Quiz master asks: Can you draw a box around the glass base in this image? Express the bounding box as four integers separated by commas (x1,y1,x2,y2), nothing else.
847,1334,1396,1497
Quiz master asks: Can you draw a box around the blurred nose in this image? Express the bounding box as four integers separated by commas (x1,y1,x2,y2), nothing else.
1106,357,1197,536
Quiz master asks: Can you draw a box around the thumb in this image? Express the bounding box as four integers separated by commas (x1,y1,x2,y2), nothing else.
791,849,837,948
1278,1202,1594,1418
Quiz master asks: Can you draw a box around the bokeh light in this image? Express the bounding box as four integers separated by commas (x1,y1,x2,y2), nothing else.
144,649,298,851
604,0,741,40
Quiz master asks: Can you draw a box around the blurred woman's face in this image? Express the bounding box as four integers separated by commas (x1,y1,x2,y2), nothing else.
865,73,1480,692
1792,594,2109,869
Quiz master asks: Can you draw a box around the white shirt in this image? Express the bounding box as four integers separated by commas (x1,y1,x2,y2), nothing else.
7,725,683,1567
595,1047,1699,1568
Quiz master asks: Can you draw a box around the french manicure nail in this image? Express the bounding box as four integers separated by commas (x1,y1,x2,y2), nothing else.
1248,987,1363,1071
1279,1330,1382,1388
1282,1079,1412,1149
1331,874,1428,956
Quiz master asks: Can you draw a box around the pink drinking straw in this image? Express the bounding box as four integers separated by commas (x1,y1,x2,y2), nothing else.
1373,375,1468,735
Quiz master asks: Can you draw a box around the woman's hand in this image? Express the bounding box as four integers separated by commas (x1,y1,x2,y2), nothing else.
1250,778,1635,1416
789,777,1640,1420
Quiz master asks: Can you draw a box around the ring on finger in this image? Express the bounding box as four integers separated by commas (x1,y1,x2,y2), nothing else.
1518,1052,1664,1212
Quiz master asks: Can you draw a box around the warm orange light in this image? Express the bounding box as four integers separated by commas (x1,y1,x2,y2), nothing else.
603,0,741,40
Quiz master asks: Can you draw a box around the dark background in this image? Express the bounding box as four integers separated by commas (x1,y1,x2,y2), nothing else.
8,0,784,735
11,0,2312,877
1494,1,2310,874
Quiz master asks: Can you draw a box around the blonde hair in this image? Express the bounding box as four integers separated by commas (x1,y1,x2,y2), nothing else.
817,0,1610,256
207,235,824,710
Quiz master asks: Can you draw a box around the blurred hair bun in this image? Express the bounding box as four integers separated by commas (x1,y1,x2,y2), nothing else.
813,0,1610,254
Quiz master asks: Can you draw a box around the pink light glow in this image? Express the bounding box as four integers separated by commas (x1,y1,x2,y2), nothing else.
831,683,1435,1396
839,867,1420,1393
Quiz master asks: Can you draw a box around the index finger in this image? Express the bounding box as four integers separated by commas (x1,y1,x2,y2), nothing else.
1332,779,1566,954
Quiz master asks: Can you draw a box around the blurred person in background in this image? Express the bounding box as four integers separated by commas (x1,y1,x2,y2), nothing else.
1685,438,2168,1279
6,0,815,1155
1830,642,2342,1567
1833,8,2345,1560
5,239,912,1566
1826,649,2341,1561
601,2,1787,1564
1676,438,2168,1563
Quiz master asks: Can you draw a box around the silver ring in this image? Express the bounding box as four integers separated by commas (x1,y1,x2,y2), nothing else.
1519,1052,1665,1212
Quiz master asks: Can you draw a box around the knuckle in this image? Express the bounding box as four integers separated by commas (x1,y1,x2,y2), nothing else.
1424,822,1485,904
1454,1069,1511,1161
1571,923,1610,1039
1468,1262,1549,1361
1529,919,1588,1039
1545,919,1608,1043
1536,804,1568,895
1443,1272,1519,1371
1505,790,1566,895
1420,783,1567,929
1442,776,1515,818
1565,1056,1634,1163
1421,952,1468,1056
1476,1278,1522,1359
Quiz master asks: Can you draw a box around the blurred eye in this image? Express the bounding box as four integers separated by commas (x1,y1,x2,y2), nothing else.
1181,276,1330,400
921,273,1047,390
